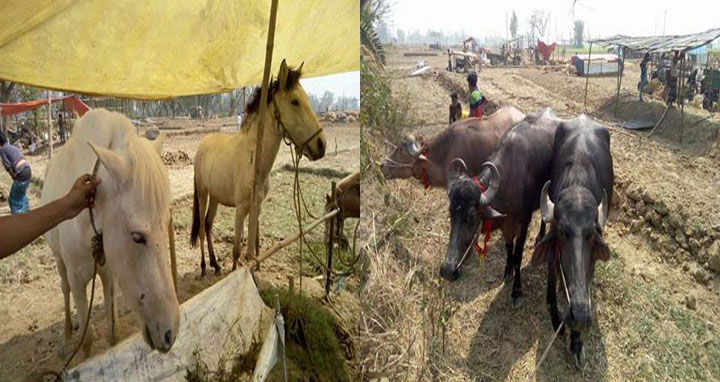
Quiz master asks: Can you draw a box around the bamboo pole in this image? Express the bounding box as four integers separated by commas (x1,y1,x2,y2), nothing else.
325,182,336,298
249,209,339,271
47,90,53,159
680,54,686,144
584,42,593,110
247,0,280,263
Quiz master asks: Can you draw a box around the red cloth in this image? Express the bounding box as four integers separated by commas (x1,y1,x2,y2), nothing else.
471,105,483,118
537,40,557,61
1,95,90,117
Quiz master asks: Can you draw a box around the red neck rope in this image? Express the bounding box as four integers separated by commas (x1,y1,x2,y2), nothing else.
473,177,493,258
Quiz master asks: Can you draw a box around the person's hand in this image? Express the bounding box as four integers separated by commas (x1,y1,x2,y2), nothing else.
62,174,101,220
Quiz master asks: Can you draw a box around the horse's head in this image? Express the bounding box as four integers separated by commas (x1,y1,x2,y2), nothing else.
272,59,326,161
88,134,180,353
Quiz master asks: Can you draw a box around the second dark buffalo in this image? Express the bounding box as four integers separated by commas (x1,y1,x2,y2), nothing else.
443,108,559,306
531,115,614,368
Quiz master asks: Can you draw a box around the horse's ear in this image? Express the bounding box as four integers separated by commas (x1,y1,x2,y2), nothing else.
150,132,165,155
298,61,304,73
278,59,289,88
87,142,129,183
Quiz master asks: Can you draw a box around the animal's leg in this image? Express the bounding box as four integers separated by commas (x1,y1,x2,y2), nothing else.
501,223,516,282
70,278,95,358
99,267,117,345
510,221,530,306
197,188,209,277
547,261,564,335
57,257,73,342
206,198,221,274
534,221,546,247
233,204,249,270
570,330,585,368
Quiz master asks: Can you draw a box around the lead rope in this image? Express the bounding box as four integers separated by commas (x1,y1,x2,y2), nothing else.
42,161,103,381
535,244,570,373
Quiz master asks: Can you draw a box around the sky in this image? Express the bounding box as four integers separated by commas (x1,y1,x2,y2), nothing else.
300,71,360,99
388,0,719,42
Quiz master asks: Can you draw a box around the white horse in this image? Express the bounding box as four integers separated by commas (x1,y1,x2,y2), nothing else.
41,109,180,357
191,60,326,275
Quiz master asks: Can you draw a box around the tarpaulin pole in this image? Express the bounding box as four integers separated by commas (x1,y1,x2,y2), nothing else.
614,46,623,117
584,41,592,110
47,90,52,159
248,0,280,265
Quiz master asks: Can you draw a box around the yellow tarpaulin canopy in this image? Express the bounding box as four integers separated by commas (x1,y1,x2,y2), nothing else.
0,0,359,100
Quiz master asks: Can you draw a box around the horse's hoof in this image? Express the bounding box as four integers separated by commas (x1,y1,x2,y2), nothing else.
214,267,222,275
504,270,514,283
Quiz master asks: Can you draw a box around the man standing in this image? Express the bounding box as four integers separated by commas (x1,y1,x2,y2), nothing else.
467,71,486,118
58,112,66,143
0,132,32,214
639,53,650,102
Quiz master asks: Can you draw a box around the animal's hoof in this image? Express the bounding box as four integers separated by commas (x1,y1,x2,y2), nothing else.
511,293,524,309
214,267,222,275
504,270,514,283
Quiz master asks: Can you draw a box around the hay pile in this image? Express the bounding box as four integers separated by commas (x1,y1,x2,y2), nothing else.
162,149,192,166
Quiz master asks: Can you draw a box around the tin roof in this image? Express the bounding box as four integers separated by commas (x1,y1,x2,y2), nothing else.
590,28,720,53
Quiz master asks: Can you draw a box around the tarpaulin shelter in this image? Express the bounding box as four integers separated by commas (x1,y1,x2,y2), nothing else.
0,0,359,100
0,95,90,117
582,28,720,141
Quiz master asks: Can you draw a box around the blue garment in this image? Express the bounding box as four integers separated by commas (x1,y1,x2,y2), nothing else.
9,178,30,214
639,76,647,101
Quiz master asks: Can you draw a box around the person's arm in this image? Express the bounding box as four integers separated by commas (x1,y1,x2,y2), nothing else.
0,174,100,260
0,149,12,177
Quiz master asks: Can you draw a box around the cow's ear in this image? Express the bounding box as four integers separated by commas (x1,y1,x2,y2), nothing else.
531,231,555,267
593,232,610,261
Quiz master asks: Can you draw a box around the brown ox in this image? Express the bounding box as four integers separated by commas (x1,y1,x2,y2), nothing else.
380,106,525,188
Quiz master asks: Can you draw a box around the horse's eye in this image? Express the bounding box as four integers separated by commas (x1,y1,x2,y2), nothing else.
291,99,300,106
132,232,146,244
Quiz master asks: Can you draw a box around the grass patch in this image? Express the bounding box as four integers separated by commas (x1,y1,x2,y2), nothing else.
259,286,352,382
185,342,263,382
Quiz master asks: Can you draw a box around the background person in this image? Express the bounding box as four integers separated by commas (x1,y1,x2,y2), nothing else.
467,72,487,118
0,131,32,214
639,53,650,102
0,174,99,259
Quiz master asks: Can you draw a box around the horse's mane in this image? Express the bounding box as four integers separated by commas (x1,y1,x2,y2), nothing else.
77,110,170,220
123,132,170,221
246,65,303,116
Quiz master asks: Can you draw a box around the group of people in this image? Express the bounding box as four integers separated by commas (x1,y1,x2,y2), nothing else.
448,71,489,124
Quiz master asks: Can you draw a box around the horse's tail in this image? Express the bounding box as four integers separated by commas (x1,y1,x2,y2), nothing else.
190,182,201,248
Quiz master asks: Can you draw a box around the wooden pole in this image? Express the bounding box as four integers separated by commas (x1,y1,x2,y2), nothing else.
325,182,336,298
47,90,53,159
168,212,178,294
584,42,593,110
249,209,339,271
614,46,624,117
247,0,280,263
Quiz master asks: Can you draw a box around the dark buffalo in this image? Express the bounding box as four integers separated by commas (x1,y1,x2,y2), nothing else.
531,115,613,367
380,106,525,188
443,108,559,305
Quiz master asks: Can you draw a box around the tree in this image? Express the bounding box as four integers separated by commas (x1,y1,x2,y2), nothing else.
396,28,405,43
320,91,334,112
574,20,584,47
361,0,390,64
0,81,16,132
510,11,518,39
528,10,550,42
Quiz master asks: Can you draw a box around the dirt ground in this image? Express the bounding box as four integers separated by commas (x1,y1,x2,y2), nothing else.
0,120,360,381
359,46,720,381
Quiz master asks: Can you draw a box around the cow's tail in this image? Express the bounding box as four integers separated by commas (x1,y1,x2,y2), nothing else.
190,182,201,248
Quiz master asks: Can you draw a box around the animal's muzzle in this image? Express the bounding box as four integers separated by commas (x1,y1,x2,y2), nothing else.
440,262,460,281
565,302,592,331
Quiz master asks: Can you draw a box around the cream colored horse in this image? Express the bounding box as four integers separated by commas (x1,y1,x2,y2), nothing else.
41,109,180,357
191,60,326,275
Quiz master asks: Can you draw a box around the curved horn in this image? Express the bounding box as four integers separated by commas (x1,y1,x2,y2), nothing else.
479,162,501,206
447,158,468,181
406,136,423,157
540,181,555,223
597,190,608,230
